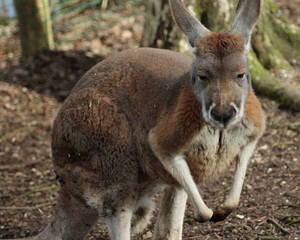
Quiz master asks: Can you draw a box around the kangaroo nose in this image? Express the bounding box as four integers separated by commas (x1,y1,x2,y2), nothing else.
210,105,237,127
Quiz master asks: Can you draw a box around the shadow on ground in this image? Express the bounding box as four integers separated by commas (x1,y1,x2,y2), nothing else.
1,49,104,102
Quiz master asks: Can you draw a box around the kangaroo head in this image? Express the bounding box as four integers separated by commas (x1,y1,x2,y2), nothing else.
170,0,261,129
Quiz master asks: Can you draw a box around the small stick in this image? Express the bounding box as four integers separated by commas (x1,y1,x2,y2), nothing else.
184,217,195,223
266,123,300,128
184,236,205,240
286,219,300,226
259,237,281,240
0,202,55,211
0,160,41,171
267,217,289,234
17,185,59,199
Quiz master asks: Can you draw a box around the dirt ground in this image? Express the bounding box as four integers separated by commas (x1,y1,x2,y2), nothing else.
0,1,300,240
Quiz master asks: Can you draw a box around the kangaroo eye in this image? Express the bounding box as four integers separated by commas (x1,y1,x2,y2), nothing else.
237,73,245,79
199,75,208,81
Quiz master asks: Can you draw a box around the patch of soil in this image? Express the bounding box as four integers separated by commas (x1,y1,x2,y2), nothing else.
1,49,103,102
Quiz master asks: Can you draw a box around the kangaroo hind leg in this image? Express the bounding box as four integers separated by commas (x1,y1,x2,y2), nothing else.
131,184,161,237
105,197,137,240
34,186,99,240
153,186,188,240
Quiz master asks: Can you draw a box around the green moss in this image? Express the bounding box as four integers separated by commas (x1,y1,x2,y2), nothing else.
252,26,293,70
195,0,234,32
248,50,300,111
260,0,300,62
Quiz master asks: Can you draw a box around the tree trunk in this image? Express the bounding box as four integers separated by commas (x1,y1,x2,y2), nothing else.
248,50,300,111
14,0,54,57
141,0,182,50
141,0,300,111
252,0,299,70
1,0,8,17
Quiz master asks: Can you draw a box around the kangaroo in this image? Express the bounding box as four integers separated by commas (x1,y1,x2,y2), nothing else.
32,0,265,239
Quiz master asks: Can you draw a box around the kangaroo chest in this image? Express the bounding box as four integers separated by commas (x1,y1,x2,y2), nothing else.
185,124,249,183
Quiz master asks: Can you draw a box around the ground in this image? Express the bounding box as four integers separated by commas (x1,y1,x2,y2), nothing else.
0,1,299,240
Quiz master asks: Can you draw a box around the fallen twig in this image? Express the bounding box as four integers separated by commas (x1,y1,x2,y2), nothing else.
259,237,281,240
184,217,195,223
17,185,59,199
267,217,289,234
0,202,55,211
0,181,30,187
276,213,299,218
0,160,41,171
184,236,206,240
266,122,300,128
283,204,300,209
286,219,300,226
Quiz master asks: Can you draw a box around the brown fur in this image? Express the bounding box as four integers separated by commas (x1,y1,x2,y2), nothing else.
49,45,265,190
51,48,195,193
150,81,204,155
33,0,264,238
44,45,263,234
34,45,264,239
244,88,265,139
196,32,245,55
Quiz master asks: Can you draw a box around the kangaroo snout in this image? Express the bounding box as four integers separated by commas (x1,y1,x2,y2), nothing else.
209,103,239,128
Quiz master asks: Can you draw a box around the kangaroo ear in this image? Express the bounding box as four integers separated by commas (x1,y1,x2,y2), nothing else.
169,0,210,48
230,0,261,51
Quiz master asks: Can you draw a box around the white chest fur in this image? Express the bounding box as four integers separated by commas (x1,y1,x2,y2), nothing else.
185,124,250,182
